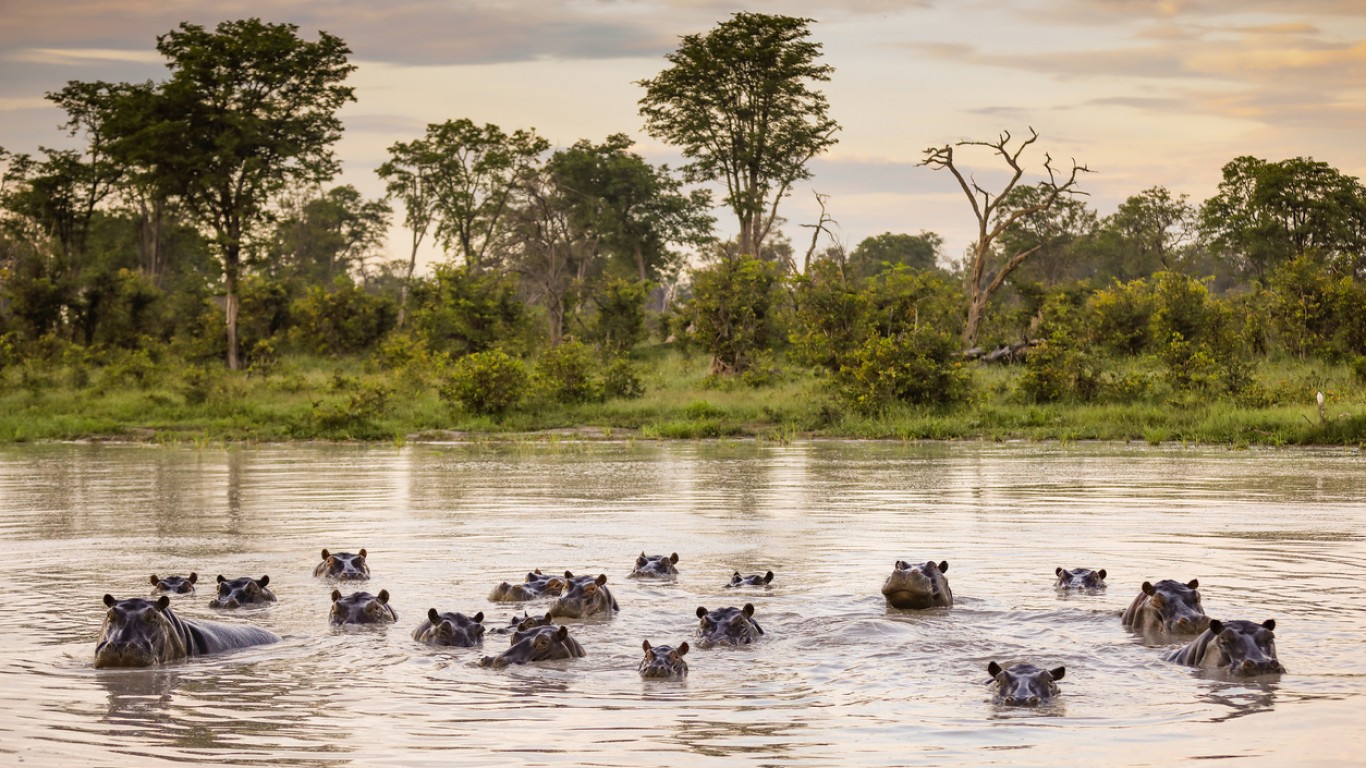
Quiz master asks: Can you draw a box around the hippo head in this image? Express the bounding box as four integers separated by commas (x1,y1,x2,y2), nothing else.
549,573,617,619
209,575,276,609
1209,619,1284,675
95,595,186,669
479,624,584,668
987,661,1065,706
150,572,198,595
1055,567,1107,590
881,560,952,609
330,589,397,625
639,640,690,679
316,548,371,580
725,571,775,589
695,604,764,649
419,609,485,647
1140,579,1210,634
630,552,680,579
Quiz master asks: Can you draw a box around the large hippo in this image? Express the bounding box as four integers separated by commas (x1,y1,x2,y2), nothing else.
150,573,198,596
639,640,690,679
314,548,370,580
986,661,1065,706
95,594,279,669
629,552,680,579
479,624,585,668
881,560,953,609
725,571,775,589
1167,619,1284,675
548,572,618,619
1121,579,1210,635
1055,567,1107,590
487,570,567,602
209,575,277,609
330,589,397,625
412,609,485,647
695,604,763,648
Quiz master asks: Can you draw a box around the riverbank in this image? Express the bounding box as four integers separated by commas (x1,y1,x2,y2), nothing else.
0,349,1362,446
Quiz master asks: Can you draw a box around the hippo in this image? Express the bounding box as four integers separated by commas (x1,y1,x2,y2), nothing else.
725,571,775,589
986,661,1065,706
487,570,567,602
412,609,485,647
488,611,553,636
329,589,397,625
881,560,953,609
94,594,279,669
695,604,763,648
639,640,690,679
209,575,277,609
548,572,618,619
314,548,370,580
150,572,198,596
479,624,585,668
1167,619,1284,675
629,552,680,579
1055,567,1107,590
1121,579,1210,635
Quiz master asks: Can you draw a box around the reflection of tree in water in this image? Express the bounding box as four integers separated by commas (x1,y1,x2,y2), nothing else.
1198,676,1280,723
670,711,808,759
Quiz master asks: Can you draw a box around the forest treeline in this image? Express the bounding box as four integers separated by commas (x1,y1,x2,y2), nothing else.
0,15,1362,443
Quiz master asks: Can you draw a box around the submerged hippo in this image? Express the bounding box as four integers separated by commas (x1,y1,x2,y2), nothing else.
639,640,690,679
695,604,764,648
329,589,397,625
1167,619,1284,675
314,548,370,580
487,570,567,602
489,611,553,636
881,560,953,609
1055,567,1107,590
1122,579,1210,635
479,624,585,668
412,609,485,647
150,573,198,596
629,552,680,579
548,572,618,619
986,661,1065,706
209,575,277,609
725,571,775,589
94,594,279,669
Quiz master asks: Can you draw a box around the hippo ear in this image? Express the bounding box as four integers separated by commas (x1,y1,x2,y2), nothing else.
670,553,679,564
428,608,440,623
473,612,484,624
1097,569,1107,580
696,606,708,618
595,574,608,586
321,549,330,561
150,574,161,586
526,572,538,582
542,612,552,623
742,603,755,617
556,625,569,641
358,548,367,559
103,594,116,607
155,596,170,611
1141,581,1156,596
330,589,342,601
763,571,774,583
732,571,741,578
533,568,543,575
677,641,689,656
258,575,270,587
378,589,390,603
938,561,949,573
1208,620,1224,635
1187,579,1199,589
642,639,652,652
987,661,1002,677
1055,567,1064,577
188,572,198,584
1262,619,1276,631
217,574,227,584
1050,666,1066,681
564,570,574,579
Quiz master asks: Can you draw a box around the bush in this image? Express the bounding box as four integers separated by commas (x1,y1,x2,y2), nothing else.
687,255,783,376
439,349,530,415
1088,278,1154,355
602,357,645,400
408,265,530,357
289,279,397,355
535,340,602,404
589,278,651,354
1018,291,1100,403
833,327,972,414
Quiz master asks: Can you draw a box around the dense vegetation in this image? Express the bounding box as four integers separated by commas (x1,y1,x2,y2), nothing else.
0,15,1362,446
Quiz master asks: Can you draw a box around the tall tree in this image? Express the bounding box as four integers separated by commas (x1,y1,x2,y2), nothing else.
920,128,1089,346
638,12,839,256
995,184,1097,286
265,185,390,285
376,136,439,325
848,231,943,280
117,19,355,369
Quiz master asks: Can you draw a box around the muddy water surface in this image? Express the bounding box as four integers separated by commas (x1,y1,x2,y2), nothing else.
0,441,1363,767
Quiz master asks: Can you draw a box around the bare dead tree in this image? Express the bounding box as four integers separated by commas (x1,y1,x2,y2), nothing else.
920,127,1090,346
799,190,845,275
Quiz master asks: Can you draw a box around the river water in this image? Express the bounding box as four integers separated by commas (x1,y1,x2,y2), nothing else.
0,441,1362,767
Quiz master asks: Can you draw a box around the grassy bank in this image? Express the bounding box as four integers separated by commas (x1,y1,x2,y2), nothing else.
0,347,1362,447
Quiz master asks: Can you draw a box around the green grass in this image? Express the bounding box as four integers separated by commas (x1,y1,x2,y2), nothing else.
0,348,1362,446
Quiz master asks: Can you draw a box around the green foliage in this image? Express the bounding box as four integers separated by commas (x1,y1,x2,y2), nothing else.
289,279,398,355
1018,293,1100,403
686,255,784,375
601,356,645,400
847,231,942,279
1087,278,1155,355
535,340,603,404
833,326,972,414
440,349,530,415
589,278,652,354
408,265,529,356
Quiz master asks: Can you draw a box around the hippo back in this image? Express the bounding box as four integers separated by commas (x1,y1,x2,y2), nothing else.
95,595,280,669
1166,619,1284,675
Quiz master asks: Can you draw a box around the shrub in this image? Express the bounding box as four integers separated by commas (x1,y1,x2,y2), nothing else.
289,279,398,355
1088,278,1154,355
687,255,783,375
833,327,972,414
589,278,651,354
1018,291,1100,403
602,357,645,400
440,349,530,415
408,265,530,357
535,340,602,404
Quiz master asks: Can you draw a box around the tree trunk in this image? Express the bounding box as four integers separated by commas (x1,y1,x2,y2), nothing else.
397,238,420,327
224,244,241,371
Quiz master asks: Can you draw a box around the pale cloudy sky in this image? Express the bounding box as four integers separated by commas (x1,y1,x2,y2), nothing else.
2,0,1365,267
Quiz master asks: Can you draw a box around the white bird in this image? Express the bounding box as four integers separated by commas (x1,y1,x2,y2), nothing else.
1317,391,1325,407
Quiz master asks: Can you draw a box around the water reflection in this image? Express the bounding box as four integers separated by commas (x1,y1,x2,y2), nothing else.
1198,678,1281,722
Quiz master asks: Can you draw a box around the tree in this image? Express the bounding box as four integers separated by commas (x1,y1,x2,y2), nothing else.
117,19,355,369
639,12,839,256
995,184,1097,286
265,185,390,285
920,128,1090,346
376,136,440,325
687,254,784,375
848,231,943,280
1097,186,1194,279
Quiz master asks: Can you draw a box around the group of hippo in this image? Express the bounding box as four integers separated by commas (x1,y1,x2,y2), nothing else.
97,551,1282,704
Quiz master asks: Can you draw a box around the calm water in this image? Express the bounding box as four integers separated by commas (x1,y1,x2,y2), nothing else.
0,441,1363,767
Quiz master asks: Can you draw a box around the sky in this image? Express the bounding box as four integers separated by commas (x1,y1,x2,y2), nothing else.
2,0,1365,270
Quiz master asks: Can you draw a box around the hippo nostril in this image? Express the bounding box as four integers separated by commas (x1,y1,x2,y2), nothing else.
1027,696,1040,705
